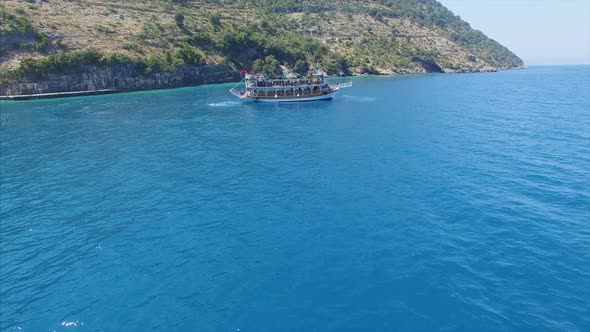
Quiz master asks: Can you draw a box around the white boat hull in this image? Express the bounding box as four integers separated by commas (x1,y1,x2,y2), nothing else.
252,90,338,103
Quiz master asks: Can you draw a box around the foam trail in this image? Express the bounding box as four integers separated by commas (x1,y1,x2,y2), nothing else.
340,95,377,102
207,101,241,107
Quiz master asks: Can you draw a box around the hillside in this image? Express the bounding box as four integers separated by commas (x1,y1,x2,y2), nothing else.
0,0,525,95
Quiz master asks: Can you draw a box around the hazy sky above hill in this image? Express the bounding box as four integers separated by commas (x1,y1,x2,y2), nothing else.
439,0,590,65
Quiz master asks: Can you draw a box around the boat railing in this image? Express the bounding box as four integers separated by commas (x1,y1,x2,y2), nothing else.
251,84,325,90
229,77,248,98
229,87,245,98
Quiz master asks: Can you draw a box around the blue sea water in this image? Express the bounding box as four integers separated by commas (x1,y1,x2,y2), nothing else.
1,66,589,331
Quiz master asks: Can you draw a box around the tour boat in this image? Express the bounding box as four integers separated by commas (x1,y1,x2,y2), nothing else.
229,67,351,102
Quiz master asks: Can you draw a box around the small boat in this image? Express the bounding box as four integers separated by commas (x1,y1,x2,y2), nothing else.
229,66,351,102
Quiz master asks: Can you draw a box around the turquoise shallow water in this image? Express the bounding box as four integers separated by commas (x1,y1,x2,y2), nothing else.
1,66,589,331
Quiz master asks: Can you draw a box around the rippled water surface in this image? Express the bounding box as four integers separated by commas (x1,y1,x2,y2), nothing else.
1,66,590,331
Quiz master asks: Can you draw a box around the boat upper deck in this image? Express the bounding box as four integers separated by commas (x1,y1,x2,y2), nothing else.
229,68,351,100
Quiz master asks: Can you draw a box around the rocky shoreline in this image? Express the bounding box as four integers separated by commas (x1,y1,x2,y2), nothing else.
0,64,240,99
0,64,525,100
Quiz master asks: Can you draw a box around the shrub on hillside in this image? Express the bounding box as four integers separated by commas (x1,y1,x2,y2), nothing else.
174,12,185,27
252,55,281,76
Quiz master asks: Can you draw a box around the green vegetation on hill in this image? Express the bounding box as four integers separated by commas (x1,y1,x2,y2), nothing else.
0,0,524,82
0,9,52,56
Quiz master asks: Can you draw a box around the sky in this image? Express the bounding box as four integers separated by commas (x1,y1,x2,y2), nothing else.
439,0,590,65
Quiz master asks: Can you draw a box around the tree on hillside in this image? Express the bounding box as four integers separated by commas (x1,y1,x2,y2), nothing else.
252,55,281,76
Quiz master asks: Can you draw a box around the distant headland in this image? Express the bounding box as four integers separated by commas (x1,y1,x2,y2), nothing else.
0,0,525,98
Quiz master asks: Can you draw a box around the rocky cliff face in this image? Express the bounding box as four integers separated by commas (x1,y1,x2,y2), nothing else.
1,64,239,96
1,0,525,97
